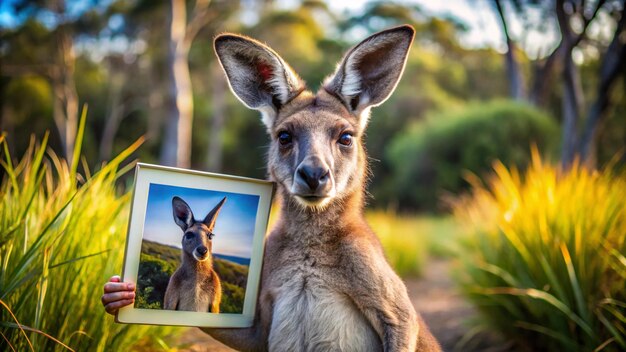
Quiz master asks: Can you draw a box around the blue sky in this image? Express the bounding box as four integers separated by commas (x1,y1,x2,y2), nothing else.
143,183,259,259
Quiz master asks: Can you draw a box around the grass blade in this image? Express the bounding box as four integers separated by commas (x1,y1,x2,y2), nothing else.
0,299,34,352
70,106,88,179
0,322,74,352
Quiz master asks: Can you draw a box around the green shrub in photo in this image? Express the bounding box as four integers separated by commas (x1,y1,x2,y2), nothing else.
135,254,176,309
213,258,248,290
454,151,626,351
220,282,246,314
388,100,559,211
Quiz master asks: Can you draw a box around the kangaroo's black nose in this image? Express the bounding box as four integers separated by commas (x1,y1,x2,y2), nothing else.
197,246,208,256
297,164,330,192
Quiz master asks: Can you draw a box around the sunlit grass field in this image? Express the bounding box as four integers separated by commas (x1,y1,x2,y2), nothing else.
365,212,458,277
454,150,626,351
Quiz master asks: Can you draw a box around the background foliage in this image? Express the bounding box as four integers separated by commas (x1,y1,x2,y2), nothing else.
1,0,625,350
2,0,624,209
388,100,559,210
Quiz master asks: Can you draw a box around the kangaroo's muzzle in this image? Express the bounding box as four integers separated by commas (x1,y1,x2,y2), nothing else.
291,157,335,206
193,246,210,261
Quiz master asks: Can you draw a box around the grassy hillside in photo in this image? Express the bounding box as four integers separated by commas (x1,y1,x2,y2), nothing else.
136,239,249,313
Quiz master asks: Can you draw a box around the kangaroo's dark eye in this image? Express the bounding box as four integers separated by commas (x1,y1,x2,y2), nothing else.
278,131,292,146
338,132,353,146
207,232,215,240
184,232,193,240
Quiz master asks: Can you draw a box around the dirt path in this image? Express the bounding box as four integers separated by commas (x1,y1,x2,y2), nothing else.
405,258,511,352
170,258,510,351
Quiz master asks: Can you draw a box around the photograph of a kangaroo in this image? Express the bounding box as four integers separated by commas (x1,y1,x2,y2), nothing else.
163,196,227,313
196,24,441,351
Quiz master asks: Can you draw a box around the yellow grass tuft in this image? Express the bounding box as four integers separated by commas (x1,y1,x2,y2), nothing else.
454,149,626,351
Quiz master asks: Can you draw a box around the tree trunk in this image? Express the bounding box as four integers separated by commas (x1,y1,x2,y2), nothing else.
494,0,525,100
556,0,585,169
100,103,125,161
100,62,135,162
161,0,194,168
99,72,125,162
578,9,626,162
206,62,226,172
529,46,563,107
560,51,581,168
51,26,79,159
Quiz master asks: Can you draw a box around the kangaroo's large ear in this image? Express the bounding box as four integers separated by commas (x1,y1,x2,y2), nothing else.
214,34,306,130
172,196,194,232
324,25,415,130
203,197,226,231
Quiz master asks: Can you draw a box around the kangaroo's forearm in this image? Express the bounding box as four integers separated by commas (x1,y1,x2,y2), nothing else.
345,262,418,351
381,300,419,351
382,322,419,352
200,326,265,352
360,306,417,352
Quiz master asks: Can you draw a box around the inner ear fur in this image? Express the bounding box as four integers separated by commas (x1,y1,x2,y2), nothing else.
214,34,306,129
172,196,194,232
324,25,415,126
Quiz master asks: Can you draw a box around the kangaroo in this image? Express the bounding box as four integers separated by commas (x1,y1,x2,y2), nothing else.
163,196,226,313
200,25,441,351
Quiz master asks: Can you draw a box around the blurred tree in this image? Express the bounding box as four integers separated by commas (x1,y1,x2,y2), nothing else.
206,61,227,172
578,4,626,161
493,0,525,100
2,1,80,159
160,0,240,169
1,0,132,161
3,0,621,212
493,0,626,167
161,0,213,168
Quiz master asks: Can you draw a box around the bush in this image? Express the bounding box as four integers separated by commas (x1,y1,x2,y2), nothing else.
135,254,176,310
387,100,559,211
453,151,626,351
220,282,245,314
0,124,181,350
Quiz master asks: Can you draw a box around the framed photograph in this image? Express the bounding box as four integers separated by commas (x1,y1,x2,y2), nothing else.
116,163,274,327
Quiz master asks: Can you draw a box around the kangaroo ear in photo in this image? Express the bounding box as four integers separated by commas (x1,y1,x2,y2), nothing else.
214,34,306,130
203,197,227,232
172,196,194,231
324,25,415,130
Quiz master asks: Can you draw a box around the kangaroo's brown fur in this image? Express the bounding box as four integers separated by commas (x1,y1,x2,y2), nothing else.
164,196,226,313
203,25,441,351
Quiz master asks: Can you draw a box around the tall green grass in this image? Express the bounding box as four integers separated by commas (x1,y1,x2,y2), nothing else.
0,115,182,350
454,150,626,351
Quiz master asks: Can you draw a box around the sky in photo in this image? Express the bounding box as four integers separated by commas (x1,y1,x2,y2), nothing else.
142,183,259,259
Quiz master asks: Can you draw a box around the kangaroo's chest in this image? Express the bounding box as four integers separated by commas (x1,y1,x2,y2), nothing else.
177,273,215,312
267,244,382,352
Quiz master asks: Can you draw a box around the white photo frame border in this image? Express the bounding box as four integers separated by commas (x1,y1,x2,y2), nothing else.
116,163,274,327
